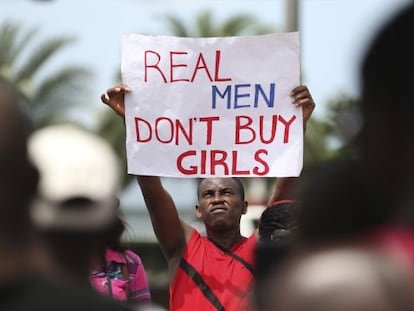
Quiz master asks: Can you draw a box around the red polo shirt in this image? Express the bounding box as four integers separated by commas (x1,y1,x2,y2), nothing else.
170,230,257,311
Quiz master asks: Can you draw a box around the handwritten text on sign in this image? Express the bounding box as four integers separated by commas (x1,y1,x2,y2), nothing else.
122,33,302,177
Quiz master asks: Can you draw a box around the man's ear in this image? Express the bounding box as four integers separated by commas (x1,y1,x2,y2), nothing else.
241,201,248,215
195,204,202,219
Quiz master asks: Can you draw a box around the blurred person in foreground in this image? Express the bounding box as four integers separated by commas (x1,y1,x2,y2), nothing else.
0,77,131,310
298,2,414,276
28,124,119,285
252,157,414,310
253,199,299,310
356,2,414,274
101,83,314,310
253,3,414,310
27,123,134,310
257,246,414,311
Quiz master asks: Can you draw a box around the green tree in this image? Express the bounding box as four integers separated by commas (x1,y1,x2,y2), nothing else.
0,20,93,128
304,92,361,168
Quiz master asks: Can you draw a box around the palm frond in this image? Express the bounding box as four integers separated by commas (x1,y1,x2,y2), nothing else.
196,11,215,37
165,10,276,38
220,15,256,36
0,21,39,70
163,15,189,37
31,66,93,127
97,110,130,186
13,36,76,84
12,27,39,63
250,25,276,35
0,21,20,66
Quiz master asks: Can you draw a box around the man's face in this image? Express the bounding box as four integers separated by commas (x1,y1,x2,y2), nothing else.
195,178,247,232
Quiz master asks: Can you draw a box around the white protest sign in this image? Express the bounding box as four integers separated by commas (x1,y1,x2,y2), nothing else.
121,33,302,177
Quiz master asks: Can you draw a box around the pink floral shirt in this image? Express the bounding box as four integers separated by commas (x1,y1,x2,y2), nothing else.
90,248,151,305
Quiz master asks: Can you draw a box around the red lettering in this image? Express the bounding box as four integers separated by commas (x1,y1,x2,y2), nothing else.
176,149,269,176
260,115,278,143
252,149,269,175
144,50,232,83
201,150,207,175
235,114,297,144
175,119,193,145
135,117,152,142
210,150,229,175
235,116,255,144
144,50,167,82
199,116,220,145
155,117,174,143
191,53,213,82
133,116,221,146
231,150,250,175
214,50,232,82
177,150,197,174
170,51,189,82
278,115,297,143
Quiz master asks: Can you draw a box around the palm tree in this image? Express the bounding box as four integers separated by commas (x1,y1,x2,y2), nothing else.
0,20,93,128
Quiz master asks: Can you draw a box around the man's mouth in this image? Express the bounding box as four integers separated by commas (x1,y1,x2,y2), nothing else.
210,206,228,214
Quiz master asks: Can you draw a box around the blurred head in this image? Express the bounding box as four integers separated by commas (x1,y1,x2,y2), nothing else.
196,177,247,232
0,77,38,245
27,124,122,281
28,124,121,233
259,200,298,243
360,3,414,203
259,247,414,311
297,157,390,244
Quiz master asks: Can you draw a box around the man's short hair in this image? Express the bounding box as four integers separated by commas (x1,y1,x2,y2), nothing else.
197,177,245,201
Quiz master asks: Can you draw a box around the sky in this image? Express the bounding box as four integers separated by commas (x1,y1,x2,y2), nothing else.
0,0,412,211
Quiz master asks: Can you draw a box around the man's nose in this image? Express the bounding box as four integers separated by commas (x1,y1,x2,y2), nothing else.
212,193,224,202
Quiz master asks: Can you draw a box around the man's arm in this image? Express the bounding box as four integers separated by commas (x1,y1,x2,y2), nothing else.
136,176,194,271
267,177,298,205
266,85,315,205
257,85,315,241
101,85,194,274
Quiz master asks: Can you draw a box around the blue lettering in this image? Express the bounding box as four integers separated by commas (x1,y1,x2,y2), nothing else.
211,85,232,109
211,83,276,109
234,84,251,109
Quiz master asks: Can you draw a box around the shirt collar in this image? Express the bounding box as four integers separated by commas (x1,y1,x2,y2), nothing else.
105,247,126,264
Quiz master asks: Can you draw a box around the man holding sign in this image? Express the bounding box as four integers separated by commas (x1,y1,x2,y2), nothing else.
102,33,315,311
102,83,313,310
